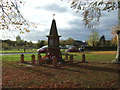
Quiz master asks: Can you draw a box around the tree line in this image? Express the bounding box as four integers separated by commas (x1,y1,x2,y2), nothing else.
1,35,117,51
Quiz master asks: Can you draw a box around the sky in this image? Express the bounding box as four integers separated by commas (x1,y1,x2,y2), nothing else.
0,0,118,43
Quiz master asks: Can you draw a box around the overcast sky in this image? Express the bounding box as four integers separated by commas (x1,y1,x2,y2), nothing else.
0,0,118,43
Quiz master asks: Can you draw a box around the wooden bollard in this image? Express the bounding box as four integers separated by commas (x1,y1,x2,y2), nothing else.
21,54,24,63
65,54,68,60
32,54,35,64
82,54,85,63
38,54,42,65
69,55,73,64
52,56,57,67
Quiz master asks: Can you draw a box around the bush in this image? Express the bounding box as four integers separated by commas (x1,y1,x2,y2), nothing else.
85,46,117,51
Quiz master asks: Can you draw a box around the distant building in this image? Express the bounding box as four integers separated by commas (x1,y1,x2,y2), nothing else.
74,40,87,47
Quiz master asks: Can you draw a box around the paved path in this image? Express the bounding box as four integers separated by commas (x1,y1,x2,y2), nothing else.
0,52,37,55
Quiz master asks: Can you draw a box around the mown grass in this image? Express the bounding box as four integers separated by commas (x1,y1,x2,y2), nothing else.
0,49,37,53
2,53,46,62
63,51,116,62
0,49,66,53
2,51,116,62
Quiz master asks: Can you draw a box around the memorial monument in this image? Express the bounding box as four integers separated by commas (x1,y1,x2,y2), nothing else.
46,15,62,60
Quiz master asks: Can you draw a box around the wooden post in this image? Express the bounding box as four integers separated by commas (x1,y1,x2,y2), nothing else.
69,55,73,64
38,54,42,65
52,56,57,67
65,54,68,60
21,54,24,63
82,54,85,63
32,54,35,64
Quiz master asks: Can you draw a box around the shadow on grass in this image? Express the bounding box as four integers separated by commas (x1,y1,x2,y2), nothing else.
3,61,55,77
37,62,119,74
3,61,119,76
70,62,119,74
41,64,86,74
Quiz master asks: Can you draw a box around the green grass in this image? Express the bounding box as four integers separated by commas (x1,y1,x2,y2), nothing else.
2,53,46,62
0,49,37,53
62,51,116,62
2,52,116,62
1,49,67,53
73,54,116,62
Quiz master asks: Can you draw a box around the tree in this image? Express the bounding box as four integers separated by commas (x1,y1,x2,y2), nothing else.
2,39,16,49
2,42,9,50
0,0,36,33
68,0,120,63
65,37,75,45
111,35,117,47
16,35,25,50
28,41,34,49
111,25,120,63
39,40,45,48
60,40,67,47
1,0,120,63
16,35,21,42
37,40,45,48
87,31,99,47
99,35,106,47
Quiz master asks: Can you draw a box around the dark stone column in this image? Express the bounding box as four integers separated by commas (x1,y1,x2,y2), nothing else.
82,54,86,63
32,54,35,64
21,54,24,63
38,54,42,65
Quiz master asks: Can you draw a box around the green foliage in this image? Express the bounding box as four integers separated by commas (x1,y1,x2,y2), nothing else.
2,38,36,50
16,35,21,42
37,40,46,48
87,31,99,47
2,53,46,62
60,37,75,47
66,37,75,45
99,35,106,47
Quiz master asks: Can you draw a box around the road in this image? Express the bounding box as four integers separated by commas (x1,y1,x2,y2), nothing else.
0,52,37,55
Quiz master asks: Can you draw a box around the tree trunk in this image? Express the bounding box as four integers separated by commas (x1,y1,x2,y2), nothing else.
112,3,120,63
112,31,120,63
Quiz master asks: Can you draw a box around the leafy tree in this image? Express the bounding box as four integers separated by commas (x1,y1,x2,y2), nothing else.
28,41,34,49
16,35,21,42
111,35,117,47
2,42,9,50
99,35,106,47
15,35,25,50
37,40,45,48
65,37,75,45
39,40,45,48
60,40,67,47
87,31,99,47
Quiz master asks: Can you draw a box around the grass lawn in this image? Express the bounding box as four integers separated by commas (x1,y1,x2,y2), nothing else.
0,49,37,53
0,49,66,53
2,51,119,88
